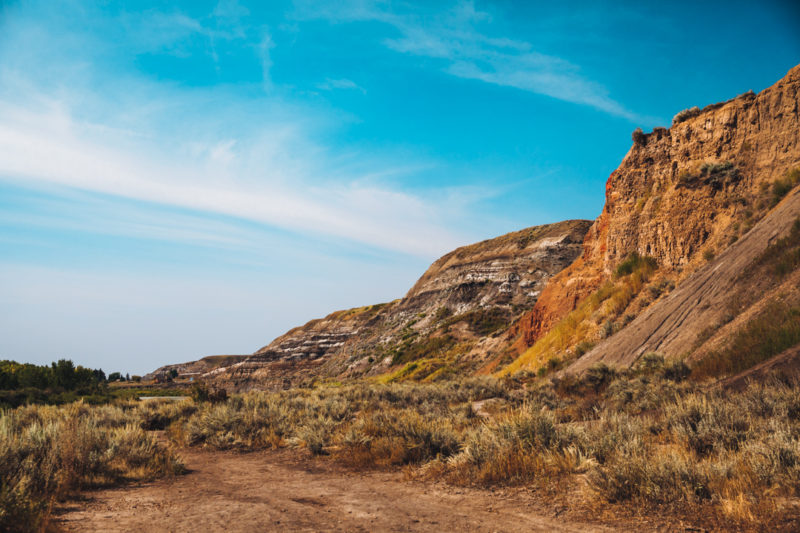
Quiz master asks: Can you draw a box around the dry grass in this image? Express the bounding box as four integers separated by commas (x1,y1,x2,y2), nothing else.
692,302,800,379
0,400,184,532
770,167,800,207
162,366,800,529
8,367,799,530
752,217,800,278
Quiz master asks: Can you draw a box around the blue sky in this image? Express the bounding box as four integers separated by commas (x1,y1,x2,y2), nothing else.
0,0,798,375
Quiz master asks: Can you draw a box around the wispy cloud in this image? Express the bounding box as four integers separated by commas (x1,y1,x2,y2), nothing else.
316,78,366,93
294,0,643,121
0,1,496,259
257,30,275,91
0,96,466,257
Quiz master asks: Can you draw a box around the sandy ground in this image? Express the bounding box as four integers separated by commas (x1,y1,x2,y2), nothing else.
54,448,620,532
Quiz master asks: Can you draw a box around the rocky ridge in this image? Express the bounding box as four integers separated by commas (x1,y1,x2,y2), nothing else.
206,220,591,390
147,64,800,387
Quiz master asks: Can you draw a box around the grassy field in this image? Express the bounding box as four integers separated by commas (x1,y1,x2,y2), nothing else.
168,365,799,529
4,362,800,531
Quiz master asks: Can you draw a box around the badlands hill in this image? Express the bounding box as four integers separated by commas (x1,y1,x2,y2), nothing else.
204,220,591,390
148,64,800,389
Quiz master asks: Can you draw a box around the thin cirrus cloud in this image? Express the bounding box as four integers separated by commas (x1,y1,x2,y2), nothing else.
293,0,644,122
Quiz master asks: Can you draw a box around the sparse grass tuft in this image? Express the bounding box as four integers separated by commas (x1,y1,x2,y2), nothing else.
692,302,800,379
391,335,457,365
770,167,800,207
672,106,700,124
751,217,800,278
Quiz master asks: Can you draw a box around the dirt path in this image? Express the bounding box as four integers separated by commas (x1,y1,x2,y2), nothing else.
55,448,619,532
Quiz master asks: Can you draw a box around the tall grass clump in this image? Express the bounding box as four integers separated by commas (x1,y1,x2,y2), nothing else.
440,407,591,485
614,252,658,278
751,217,800,278
180,379,504,458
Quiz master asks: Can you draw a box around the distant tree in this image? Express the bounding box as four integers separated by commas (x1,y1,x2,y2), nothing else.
125,373,130,381
73,365,98,389
51,359,76,389
18,364,51,389
0,361,20,389
168,369,179,379
131,375,142,382
108,372,122,382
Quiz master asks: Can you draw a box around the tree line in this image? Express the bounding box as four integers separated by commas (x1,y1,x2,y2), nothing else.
0,359,113,391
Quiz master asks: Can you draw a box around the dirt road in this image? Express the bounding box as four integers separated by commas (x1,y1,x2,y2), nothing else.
55,448,618,532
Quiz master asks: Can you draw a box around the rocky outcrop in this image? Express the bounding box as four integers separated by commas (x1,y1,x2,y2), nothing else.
511,64,800,359
206,220,591,390
567,183,800,373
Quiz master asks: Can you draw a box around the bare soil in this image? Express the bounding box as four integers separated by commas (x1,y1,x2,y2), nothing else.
54,448,625,532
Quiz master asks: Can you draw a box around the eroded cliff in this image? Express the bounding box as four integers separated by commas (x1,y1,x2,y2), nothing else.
507,64,800,372
506,64,800,374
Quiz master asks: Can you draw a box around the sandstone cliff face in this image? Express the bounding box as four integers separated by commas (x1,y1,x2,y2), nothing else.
208,220,591,390
511,64,800,358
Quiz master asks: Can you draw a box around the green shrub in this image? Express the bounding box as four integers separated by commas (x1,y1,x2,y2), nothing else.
583,363,617,393
574,341,595,358
391,335,457,365
433,306,452,322
662,359,690,382
752,218,800,277
636,352,665,372
672,106,700,124
440,307,510,337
